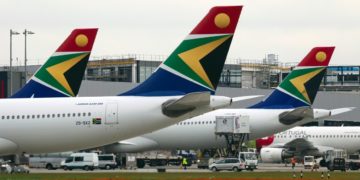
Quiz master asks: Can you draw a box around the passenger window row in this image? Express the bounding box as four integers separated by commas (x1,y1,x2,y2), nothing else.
1,112,92,120
277,134,360,138
177,121,216,125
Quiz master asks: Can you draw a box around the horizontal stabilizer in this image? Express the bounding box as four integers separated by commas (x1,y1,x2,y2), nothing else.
279,107,313,125
232,95,263,102
162,92,210,117
330,107,356,116
279,107,355,125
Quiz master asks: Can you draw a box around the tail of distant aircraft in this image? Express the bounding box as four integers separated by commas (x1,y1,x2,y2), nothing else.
120,6,242,96
250,47,335,109
11,28,98,98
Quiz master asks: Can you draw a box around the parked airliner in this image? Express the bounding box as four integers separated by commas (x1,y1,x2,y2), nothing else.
100,47,352,153
0,6,247,155
257,126,360,163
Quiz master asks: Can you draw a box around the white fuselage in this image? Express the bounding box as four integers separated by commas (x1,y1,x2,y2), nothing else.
269,127,360,154
0,95,230,155
107,108,321,152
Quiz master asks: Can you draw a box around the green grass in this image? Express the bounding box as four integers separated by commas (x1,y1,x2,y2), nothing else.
0,172,359,180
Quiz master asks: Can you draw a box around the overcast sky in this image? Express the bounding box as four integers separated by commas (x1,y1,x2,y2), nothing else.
1,0,359,66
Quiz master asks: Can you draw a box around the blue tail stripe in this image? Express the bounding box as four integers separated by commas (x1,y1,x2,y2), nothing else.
120,68,214,96
10,80,68,98
249,89,309,109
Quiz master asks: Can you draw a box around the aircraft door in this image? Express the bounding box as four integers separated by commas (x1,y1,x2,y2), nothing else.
105,103,118,124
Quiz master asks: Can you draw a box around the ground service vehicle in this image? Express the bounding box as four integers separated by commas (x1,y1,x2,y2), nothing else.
304,156,315,169
12,165,30,174
197,157,210,169
98,154,117,169
0,161,12,174
329,158,346,171
135,153,182,168
239,152,258,170
29,152,71,170
322,150,347,171
61,153,98,171
347,154,360,170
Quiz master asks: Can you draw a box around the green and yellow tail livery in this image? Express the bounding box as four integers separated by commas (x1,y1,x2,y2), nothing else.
11,28,98,98
250,47,335,109
121,6,242,96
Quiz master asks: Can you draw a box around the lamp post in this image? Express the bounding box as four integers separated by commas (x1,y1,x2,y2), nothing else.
23,29,35,81
10,29,20,95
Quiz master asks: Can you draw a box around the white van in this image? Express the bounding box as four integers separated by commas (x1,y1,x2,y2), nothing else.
98,154,117,169
61,153,99,171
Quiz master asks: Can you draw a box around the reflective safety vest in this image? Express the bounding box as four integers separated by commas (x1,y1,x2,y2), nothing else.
182,158,188,165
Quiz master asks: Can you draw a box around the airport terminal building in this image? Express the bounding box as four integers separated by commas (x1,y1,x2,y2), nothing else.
84,55,360,91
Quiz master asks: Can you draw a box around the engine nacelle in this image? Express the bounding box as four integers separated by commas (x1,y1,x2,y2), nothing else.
260,147,293,163
0,138,18,155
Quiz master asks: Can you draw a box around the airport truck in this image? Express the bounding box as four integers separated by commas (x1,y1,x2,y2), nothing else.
239,152,258,170
128,152,183,168
346,154,360,170
321,150,360,171
304,156,314,169
29,152,71,170
322,150,347,171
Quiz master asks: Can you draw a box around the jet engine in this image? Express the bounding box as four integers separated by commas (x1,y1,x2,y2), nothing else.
0,138,18,155
260,147,293,163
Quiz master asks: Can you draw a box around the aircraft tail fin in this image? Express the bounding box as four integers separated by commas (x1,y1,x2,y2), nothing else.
120,6,242,96
250,47,335,109
11,28,98,98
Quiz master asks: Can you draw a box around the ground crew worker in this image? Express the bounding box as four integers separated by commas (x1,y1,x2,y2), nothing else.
291,157,296,169
182,157,188,170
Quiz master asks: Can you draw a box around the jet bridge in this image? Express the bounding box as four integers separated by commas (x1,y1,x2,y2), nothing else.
215,114,250,156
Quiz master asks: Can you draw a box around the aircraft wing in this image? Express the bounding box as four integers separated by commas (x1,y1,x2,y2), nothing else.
283,138,317,152
266,143,286,148
162,92,210,117
266,139,321,154
283,138,336,157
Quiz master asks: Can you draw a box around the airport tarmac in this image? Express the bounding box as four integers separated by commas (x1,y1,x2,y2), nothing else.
27,163,358,173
